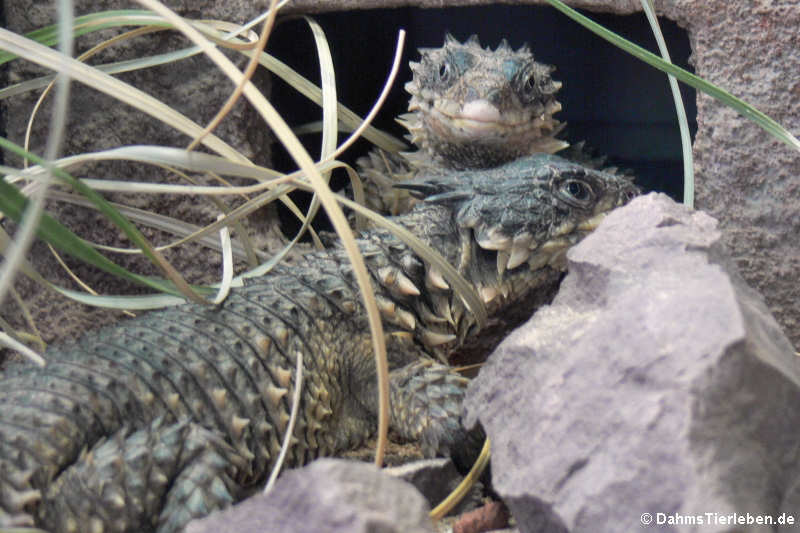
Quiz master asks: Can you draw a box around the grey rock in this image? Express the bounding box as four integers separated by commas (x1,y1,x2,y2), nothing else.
464,193,800,533
281,0,642,14
186,458,435,533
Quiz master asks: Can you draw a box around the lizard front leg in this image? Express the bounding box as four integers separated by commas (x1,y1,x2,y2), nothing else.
363,358,484,472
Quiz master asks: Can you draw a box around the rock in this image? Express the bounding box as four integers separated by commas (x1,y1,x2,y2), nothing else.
186,458,435,533
464,193,800,533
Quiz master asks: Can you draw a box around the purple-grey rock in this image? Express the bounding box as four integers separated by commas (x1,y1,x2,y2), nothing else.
186,458,435,533
464,193,800,533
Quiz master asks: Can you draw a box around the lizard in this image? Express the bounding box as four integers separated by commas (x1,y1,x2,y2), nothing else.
357,34,623,218
0,153,638,533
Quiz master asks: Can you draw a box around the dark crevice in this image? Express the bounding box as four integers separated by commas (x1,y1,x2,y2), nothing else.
266,5,696,236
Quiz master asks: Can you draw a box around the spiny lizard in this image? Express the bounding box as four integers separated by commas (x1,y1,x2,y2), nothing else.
358,34,623,217
0,154,637,533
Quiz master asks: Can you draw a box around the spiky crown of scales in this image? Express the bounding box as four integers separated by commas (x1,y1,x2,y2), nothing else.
399,34,567,169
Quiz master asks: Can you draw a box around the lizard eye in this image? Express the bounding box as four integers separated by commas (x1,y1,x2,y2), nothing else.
437,61,452,83
523,74,537,97
566,180,590,200
558,178,595,208
516,66,541,103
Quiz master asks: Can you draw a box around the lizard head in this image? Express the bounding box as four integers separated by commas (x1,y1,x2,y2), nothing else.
402,34,567,170
398,153,639,303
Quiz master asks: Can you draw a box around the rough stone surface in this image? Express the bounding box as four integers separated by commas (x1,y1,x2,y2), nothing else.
281,0,643,14
685,2,800,351
186,459,435,533
464,193,800,533
2,1,282,349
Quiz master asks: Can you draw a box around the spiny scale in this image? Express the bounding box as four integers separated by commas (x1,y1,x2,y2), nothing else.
356,34,570,219
0,153,637,532
403,34,567,170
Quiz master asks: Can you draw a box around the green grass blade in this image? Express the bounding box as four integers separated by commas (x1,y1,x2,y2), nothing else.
0,10,171,66
544,0,800,152
0,175,186,296
640,0,695,207
0,137,218,299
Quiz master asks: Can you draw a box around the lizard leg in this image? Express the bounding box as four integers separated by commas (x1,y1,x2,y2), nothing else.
381,359,485,470
38,417,248,533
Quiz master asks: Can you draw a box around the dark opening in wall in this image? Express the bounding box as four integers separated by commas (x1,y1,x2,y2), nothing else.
267,5,696,235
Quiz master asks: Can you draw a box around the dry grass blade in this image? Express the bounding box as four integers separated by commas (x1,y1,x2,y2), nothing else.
22,25,166,166
9,286,47,351
15,145,324,259
430,437,491,520
187,0,281,151
263,350,304,493
211,214,234,304
289,16,338,242
244,49,406,153
0,0,73,313
265,21,407,467
1,209,187,313
0,331,46,367
0,45,204,100
133,0,393,467
0,312,42,353
0,26,245,161
320,32,406,165
255,16,340,256
48,191,261,262
0,18,262,305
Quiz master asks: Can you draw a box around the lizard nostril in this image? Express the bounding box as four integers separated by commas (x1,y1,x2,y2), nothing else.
485,88,505,107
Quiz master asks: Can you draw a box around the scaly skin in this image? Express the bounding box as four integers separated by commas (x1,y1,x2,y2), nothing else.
402,34,566,170
359,34,568,216
358,35,628,217
0,154,637,533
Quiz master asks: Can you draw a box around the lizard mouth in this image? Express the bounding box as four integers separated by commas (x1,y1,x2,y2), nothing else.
402,89,568,167
471,194,636,283
415,98,569,161
429,100,537,140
